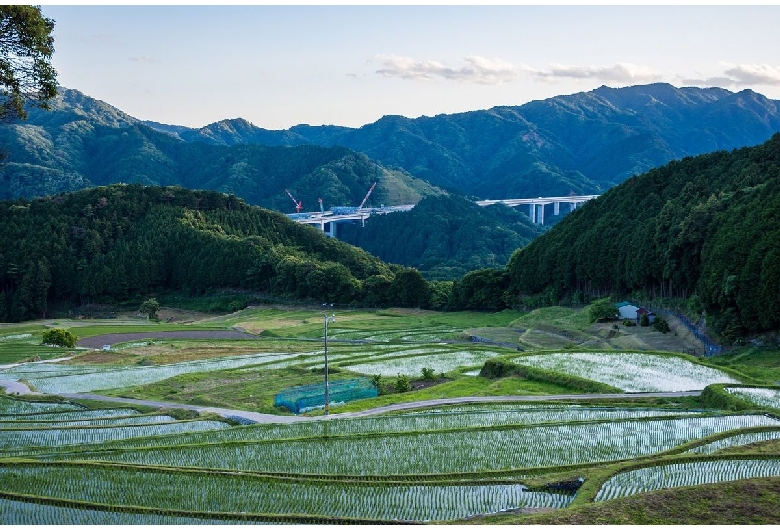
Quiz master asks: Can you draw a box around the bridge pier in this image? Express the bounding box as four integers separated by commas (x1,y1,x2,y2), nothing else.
318,221,337,238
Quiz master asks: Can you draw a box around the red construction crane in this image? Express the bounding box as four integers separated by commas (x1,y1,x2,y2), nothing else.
358,182,377,209
285,189,303,213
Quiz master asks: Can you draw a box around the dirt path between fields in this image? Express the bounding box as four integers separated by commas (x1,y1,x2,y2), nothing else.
54,391,703,424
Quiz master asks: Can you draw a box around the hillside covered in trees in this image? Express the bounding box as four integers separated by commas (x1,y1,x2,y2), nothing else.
338,195,545,280
506,134,780,340
0,185,443,322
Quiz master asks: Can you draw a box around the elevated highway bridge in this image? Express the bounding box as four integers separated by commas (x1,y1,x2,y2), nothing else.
287,195,599,237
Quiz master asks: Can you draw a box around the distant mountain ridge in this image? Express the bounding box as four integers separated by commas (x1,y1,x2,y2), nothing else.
0,88,441,209
145,83,780,198
3,84,780,205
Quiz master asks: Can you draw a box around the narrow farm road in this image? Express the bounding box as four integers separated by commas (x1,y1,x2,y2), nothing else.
0,380,39,396
55,391,703,424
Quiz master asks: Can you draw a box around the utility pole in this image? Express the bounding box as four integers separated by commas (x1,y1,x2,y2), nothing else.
323,304,335,415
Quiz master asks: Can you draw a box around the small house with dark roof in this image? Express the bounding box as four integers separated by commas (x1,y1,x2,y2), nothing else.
636,307,656,324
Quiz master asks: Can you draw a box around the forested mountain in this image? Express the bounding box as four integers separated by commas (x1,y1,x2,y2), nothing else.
506,134,780,340
149,83,780,199
5,84,780,207
338,195,545,280
0,88,440,208
0,184,444,322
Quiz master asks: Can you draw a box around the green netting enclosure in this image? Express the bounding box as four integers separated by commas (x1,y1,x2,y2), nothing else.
274,378,377,414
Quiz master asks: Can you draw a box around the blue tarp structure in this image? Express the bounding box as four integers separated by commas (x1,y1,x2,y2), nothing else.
274,378,378,413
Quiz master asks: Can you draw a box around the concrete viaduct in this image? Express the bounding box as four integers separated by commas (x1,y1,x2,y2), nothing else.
288,195,599,237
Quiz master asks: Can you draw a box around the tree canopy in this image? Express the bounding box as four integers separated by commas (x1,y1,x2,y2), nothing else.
0,5,57,121
507,134,780,340
0,184,460,321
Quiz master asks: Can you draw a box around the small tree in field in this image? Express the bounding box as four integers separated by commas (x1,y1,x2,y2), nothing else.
589,299,617,323
139,298,160,320
394,374,410,393
41,328,76,348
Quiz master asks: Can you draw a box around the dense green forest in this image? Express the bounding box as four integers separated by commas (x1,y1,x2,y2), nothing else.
0,184,454,321
337,195,545,280
506,133,780,339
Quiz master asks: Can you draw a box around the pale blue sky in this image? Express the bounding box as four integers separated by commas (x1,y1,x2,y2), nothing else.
42,5,780,130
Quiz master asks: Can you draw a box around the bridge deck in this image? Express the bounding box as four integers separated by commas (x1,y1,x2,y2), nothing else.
288,195,599,229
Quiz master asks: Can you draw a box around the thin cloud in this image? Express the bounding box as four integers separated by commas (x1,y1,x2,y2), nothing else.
683,64,780,88
724,64,780,86
374,54,520,84
130,56,157,64
531,63,662,84
374,55,664,86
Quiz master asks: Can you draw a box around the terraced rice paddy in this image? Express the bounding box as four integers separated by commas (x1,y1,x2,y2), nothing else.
0,499,274,525
46,415,780,475
0,463,572,522
1,342,508,394
2,308,779,523
1,413,187,428
511,352,741,392
0,395,85,415
0,408,150,422
725,387,780,410
1,352,304,393
327,325,460,342
342,349,503,376
594,458,780,501
0,419,228,452
18,405,707,454
686,430,780,455
3,388,780,522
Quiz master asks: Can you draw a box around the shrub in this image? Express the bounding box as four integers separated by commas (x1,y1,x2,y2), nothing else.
41,328,77,348
421,367,435,381
639,313,650,327
371,374,385,395
623,320,636,327
394,374,411,393
653,317,671,333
